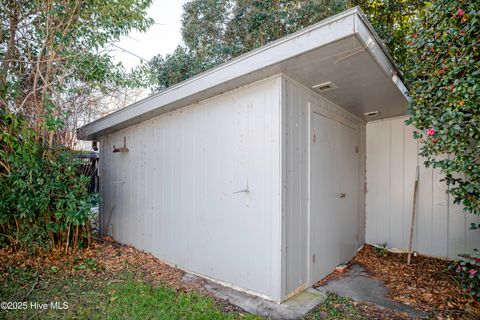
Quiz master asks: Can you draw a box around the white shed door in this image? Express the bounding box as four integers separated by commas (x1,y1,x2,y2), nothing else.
338,122,358,263
310,111,358,283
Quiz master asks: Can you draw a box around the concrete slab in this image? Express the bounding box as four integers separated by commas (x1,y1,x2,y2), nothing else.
206,284,326,320
181,273,326,319
315,264,427,318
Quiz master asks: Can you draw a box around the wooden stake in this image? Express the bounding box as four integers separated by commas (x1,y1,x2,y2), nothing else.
407,165,419,265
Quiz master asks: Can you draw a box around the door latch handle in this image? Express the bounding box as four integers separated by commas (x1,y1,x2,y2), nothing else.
340,193,346,198
233,188,249,194
233,179,250,194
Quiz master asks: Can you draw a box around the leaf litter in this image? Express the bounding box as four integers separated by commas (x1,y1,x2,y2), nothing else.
0,236,245,314
349,245,479,319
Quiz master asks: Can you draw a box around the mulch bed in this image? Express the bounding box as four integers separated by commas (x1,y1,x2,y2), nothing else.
354,302,415,320
351,245,480,319
0,237,202,293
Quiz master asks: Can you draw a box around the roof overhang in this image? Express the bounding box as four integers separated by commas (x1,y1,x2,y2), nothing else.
78,7,408,140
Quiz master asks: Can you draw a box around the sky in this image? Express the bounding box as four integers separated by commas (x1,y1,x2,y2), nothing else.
111,0,186,71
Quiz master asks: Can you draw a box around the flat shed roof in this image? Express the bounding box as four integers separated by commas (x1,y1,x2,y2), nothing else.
78,7,408,140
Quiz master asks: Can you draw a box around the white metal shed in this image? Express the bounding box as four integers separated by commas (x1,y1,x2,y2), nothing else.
79,7,477,303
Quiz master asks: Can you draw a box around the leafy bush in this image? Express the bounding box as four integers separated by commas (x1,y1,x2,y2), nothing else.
374,242,389,257
0,111,98,253
450,250,480,300
406,0,480,215
407,0,480,299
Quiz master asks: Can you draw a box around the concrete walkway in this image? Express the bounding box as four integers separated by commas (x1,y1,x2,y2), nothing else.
182,273,326,319
315,264,427,318
182,264,428,319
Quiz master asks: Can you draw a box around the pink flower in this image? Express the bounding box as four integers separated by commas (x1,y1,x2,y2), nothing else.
474,257,480,262
457,9,465,17
426,128,435,137
469,269,478,275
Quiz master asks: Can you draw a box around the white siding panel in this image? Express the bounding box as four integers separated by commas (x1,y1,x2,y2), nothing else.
403,124,418,252
432,158,449,257
417,148,433,254
357,124,366,246
389,118,405,248
448,175,467,256
366,116,478,258
100,76,282,301
366,121,391,245
376,121,391,244
365,121,378,245
282,76,366,298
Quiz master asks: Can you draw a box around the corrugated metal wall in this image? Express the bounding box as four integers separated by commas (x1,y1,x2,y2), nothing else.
282,76,366,298
366,116,480,258
99,76,283,301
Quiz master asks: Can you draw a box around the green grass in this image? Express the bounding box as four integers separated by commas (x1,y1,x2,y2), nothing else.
106,280,239,320
0,266,260,320
1,263,372,320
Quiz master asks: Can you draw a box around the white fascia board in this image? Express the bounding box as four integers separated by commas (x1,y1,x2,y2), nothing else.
79,7,408,140
78,9,359,140
353,11,409,101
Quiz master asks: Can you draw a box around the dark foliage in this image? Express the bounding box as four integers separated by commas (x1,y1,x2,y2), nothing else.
0,111,98,253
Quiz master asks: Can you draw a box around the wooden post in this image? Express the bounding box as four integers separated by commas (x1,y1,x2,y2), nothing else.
407,165,419,265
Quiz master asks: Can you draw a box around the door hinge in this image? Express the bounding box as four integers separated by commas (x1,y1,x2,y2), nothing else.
312,254,316,264
355,145,359,153
313,134,316,143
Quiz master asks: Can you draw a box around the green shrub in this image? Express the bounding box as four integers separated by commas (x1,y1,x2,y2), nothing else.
374,242,389,257
406,0,480,215
406,0,479,298
450,250,480,300
0,111,98,254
